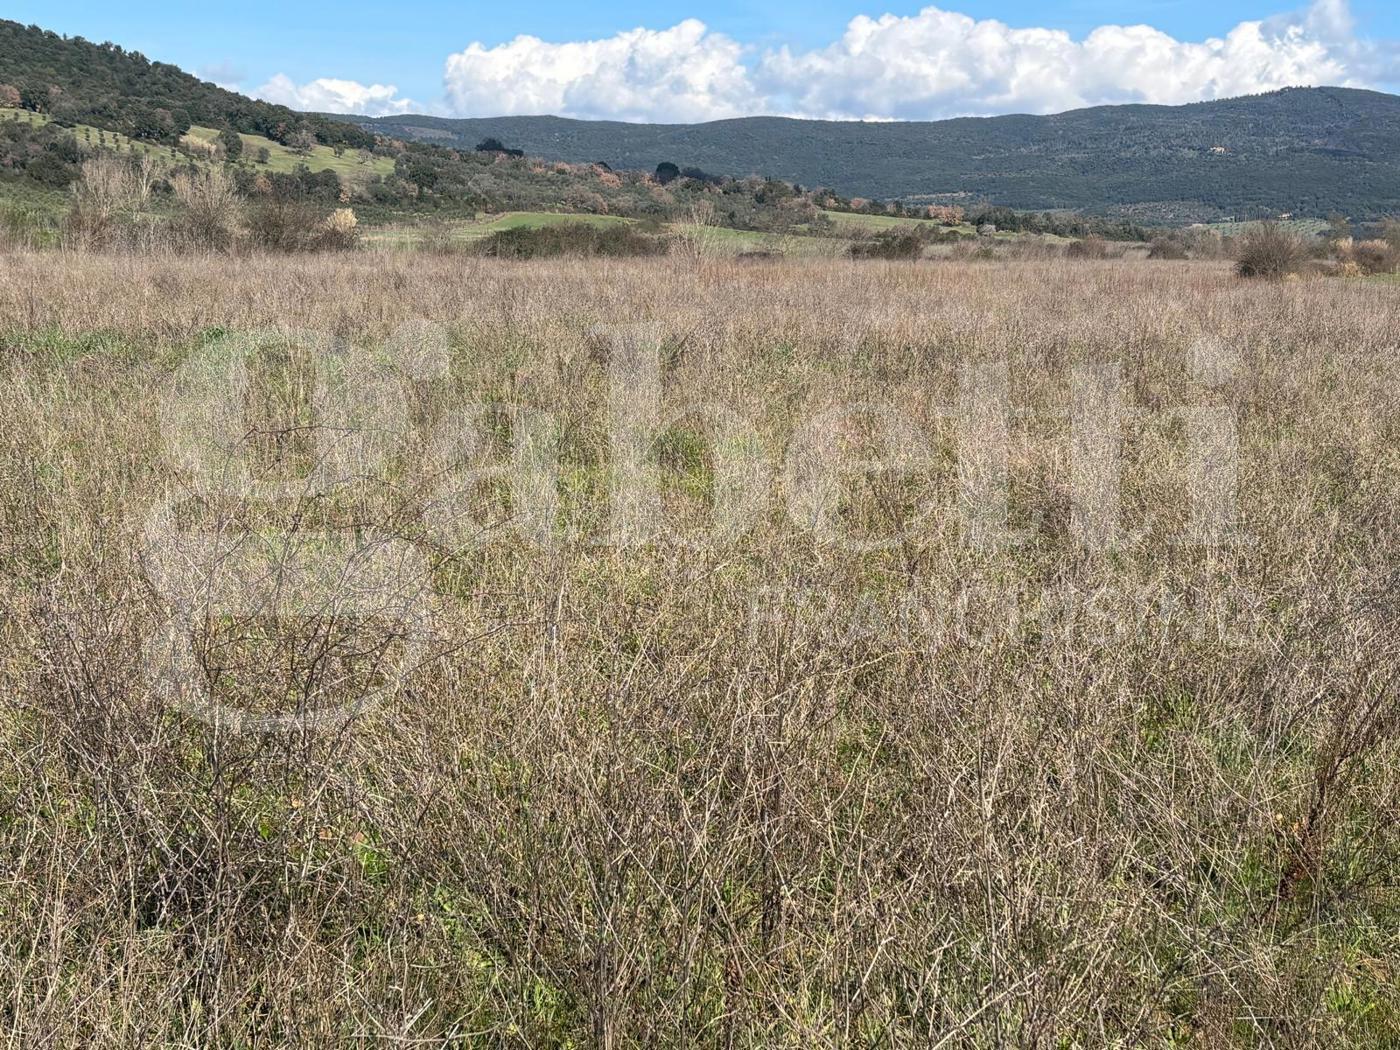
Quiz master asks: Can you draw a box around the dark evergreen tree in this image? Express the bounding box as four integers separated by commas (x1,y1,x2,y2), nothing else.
218,127,242,161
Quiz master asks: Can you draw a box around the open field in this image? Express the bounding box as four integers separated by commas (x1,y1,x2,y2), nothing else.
361,210,638,249
1,253,1398,1046
686,224,851,256
182,124,396,181
819,208,977,236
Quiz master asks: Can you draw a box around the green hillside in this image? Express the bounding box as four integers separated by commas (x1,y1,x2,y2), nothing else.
181,125,394,181
354,88,1400,222
2,106,388,190
0,18,370,150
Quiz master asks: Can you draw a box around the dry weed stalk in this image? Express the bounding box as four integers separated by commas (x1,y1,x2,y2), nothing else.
0,252,1397,1046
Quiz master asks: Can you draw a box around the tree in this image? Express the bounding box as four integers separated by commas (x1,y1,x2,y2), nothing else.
474,137,523,157
681,165,720,184
256,146,271,164
0,83,19,108
289,129,317,155
218,127,243,162
655,161,680,185
402,157,439,191
19,82,49,111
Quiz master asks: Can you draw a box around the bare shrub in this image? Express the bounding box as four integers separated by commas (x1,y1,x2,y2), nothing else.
672,199,724,265
133,152,159,205
182,136,219,161
1065,235,1124,260
315,207,360,251
64,154,143,248
999,237,1061,261
244,202,359,253
417,219,462,254
1234,222,1307,279
1180,228,1230,259
1334,236,1398,276
1148,236,1189,260
948,238,998,261
1383,218,1400,256
848,229,927,259
475,222,668,259
170,167,245,251
248,197,316,251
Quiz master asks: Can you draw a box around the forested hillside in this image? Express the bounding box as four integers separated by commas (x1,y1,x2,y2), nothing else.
0,19,370,149
356,88,1400,221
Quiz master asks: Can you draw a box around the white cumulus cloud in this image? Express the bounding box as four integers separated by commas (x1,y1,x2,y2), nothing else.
443,18,760,121
437,0,1384,122
253,73,418,117
760,5,1354,119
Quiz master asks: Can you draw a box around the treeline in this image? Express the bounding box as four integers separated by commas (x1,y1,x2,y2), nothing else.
813,193,1151,241
0,20,370,150
959,206,1149,241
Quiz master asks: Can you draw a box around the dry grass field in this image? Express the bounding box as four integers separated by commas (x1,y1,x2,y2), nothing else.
1,252,1398,1046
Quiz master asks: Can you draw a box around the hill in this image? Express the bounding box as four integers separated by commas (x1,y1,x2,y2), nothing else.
0,19,876,240
353,88,1400,222
6,19,1160,248
0,19,370,150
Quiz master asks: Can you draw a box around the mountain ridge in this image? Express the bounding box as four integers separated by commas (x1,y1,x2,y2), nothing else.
350,87,1400,221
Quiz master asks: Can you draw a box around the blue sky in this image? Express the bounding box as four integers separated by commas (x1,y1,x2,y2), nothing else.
12,0,1399,120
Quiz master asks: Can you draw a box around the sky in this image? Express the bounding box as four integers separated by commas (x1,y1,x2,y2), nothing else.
12,0,1400,121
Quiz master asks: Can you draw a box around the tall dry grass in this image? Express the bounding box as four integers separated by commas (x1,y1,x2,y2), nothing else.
0,252,1397,1046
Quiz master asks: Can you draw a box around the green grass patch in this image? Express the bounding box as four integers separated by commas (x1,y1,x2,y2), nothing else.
362,211,637,249
820,208,972,235
183,125,395,183
0,175,69,246
487,211,632,232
